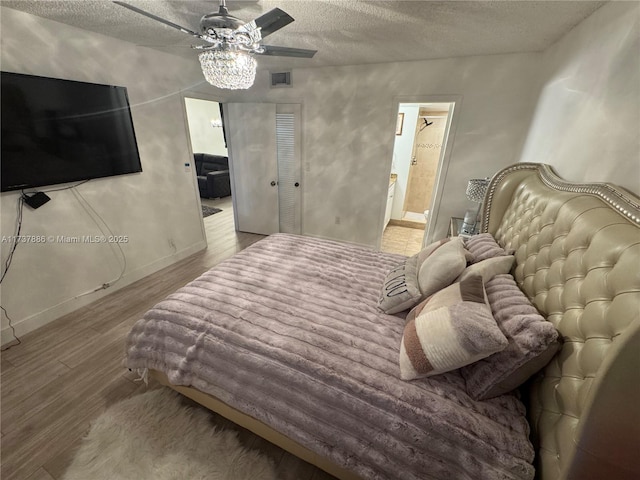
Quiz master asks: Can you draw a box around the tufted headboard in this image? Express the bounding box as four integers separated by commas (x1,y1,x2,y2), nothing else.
480,163,640,480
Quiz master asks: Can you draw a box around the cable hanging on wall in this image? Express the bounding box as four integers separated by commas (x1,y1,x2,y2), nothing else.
0,179,129,349
1,195,25,350
71,187,128,298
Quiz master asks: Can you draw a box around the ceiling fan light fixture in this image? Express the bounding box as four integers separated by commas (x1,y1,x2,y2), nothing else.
113,1,315,90
198,50,257,89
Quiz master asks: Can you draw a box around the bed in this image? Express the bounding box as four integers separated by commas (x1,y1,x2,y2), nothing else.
125,163,640,480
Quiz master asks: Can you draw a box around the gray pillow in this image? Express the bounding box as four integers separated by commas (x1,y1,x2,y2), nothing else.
378,255,422,314
460,274,561,400
465,233,510,263
378,237,468,314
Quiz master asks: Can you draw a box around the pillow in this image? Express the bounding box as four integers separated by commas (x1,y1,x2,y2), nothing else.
416,237,450,264
378,255,422,314
457,255,515,283
378,237,468,314
460,274,561,400
399,276,508,380
417,237,468,298
465,233,509,263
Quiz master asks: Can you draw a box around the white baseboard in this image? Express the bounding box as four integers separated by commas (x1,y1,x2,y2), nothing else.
0,240,207,346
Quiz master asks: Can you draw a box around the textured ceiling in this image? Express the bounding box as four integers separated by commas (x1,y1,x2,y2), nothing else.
1,1,606,71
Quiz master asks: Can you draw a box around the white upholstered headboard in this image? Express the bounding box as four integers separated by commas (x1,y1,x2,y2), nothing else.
481,163,640,480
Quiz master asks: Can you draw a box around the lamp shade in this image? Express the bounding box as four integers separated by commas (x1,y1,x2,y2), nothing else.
465,178,490,203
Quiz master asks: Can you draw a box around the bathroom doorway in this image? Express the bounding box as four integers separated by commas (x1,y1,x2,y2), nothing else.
403,106,450,225
382,101,455,256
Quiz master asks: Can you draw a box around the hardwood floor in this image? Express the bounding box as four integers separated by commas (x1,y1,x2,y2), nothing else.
1,196,337,480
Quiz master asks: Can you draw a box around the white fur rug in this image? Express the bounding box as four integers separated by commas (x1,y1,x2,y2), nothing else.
62,388,277,480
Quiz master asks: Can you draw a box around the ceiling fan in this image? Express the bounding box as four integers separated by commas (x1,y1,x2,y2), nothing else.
113,0,316,89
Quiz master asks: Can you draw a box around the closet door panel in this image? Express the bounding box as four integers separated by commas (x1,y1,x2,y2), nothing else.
225,103,279,235
276,104,302,235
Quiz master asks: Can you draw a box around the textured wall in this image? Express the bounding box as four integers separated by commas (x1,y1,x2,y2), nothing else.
4,2,628,341
0,7,214,342
519,1,640,195
231,53,540,246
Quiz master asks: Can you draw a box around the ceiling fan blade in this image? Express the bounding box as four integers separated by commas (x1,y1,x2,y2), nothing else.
259,45,317,58
113,1,201,38
253,8,294,38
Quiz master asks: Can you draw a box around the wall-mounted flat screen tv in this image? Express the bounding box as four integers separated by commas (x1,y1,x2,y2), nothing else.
1,72,142,192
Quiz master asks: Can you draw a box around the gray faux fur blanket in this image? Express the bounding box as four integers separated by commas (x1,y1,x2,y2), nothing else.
125,234,534,480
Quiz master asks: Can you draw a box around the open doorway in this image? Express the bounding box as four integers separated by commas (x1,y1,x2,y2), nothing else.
381,102,455,256
183,96,234,237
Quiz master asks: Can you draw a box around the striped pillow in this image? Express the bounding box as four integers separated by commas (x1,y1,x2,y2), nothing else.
461,274,561,399
399,276,508,380
465,233,509,263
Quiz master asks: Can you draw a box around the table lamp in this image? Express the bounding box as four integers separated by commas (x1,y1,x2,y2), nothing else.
461,178,490,235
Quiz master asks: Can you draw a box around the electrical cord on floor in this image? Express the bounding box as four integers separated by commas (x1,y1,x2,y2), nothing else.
1,305,21,351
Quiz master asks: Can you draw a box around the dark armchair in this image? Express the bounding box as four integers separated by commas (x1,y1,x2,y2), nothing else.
194,153,231,198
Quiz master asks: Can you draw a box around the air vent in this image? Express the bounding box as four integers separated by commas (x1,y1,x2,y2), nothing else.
270,71,292,88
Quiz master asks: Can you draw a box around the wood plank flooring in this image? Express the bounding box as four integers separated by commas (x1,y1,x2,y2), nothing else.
1,196,337,480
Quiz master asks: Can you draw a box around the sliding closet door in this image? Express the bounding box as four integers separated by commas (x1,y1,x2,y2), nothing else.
225,103,279,235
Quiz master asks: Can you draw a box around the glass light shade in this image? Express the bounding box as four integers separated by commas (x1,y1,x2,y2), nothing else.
198,50,257,90
465,178,490,203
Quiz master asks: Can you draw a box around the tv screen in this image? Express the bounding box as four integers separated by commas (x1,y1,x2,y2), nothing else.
1,72,142,192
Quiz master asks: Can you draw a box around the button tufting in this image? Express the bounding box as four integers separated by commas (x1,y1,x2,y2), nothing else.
487,167,640,480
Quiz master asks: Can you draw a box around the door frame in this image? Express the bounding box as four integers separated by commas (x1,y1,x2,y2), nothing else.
180,91,227,243
388,94,463,246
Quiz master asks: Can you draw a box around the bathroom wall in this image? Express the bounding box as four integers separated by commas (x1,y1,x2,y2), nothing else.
390,104,420,220
404,109,448,215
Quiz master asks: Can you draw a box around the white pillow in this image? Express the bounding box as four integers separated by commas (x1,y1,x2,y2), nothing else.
417,236,468,298
378,237,469,314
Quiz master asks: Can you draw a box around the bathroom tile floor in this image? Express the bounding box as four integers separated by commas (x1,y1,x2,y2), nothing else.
381,225,425,257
